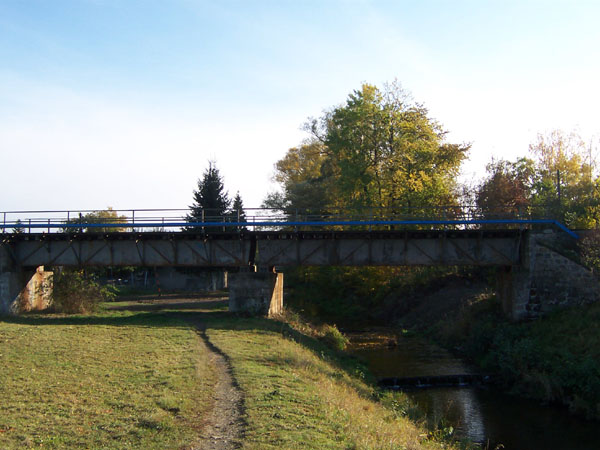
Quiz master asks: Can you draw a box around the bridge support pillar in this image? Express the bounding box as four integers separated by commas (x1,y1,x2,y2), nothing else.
228,271,283,317
497,266,531,321
1,245,53,314
1,244,20,314
496,232,534,321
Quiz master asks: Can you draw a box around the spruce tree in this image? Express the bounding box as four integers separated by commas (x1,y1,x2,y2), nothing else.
229,191,247,231
186,162,231,231
13,219,25,234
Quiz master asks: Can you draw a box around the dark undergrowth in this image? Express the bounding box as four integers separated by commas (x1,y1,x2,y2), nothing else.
283,265,488,328
425,293,600,420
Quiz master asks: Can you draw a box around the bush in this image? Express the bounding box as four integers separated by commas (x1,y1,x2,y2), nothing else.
579,229,600,273
285,265,470,326
51,270,116,313
428,294,600,420
320,324,349,351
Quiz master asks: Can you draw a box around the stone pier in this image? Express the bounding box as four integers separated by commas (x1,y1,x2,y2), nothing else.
228,272,283,317
497,231,599,321
1,245,52,314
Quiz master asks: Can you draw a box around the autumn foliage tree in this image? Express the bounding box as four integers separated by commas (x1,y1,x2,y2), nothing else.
266,82,470,218
477,130,600,228
476,158,536,218
528,130,598,227
263,141,331,214
64,207,128,233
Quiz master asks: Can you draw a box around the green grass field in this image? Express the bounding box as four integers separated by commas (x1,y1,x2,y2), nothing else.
1,298,462,449
0,311,214,449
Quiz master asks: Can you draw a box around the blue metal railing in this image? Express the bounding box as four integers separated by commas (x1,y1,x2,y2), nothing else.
0,206,579,238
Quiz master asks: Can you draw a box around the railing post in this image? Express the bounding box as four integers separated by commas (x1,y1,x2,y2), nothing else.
132,210,135,233
2,212,5,233
294,208,298,232
518,206,524,231
28,218,31,234
48,218,51,234
443,206,447,230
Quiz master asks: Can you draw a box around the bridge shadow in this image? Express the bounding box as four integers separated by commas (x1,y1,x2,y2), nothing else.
106,298,228,312
0,294,370,384
0,296,230,328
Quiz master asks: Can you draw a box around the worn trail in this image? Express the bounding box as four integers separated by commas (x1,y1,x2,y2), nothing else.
191,323,245,450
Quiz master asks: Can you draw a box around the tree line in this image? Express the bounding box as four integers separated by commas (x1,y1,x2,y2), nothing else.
264,82,599,229
15,81,596,235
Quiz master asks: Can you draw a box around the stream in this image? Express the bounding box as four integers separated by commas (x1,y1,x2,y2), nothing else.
347,332,600,450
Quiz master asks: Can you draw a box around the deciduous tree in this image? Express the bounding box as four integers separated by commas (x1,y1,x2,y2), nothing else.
264,141,332,214
268,82,469,218
64,207,128,233
528,130,597,226
476,158,536,218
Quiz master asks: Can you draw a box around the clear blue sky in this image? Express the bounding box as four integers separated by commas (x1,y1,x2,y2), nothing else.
1,0,599,211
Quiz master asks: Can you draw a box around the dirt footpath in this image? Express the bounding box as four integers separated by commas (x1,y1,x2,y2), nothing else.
192,325,245,450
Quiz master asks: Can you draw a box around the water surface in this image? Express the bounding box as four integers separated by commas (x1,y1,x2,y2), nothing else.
348,333,599,450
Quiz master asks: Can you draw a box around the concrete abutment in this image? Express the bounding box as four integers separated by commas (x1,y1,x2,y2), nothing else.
1,245,52,314
496,231,599,320
228,271,283,317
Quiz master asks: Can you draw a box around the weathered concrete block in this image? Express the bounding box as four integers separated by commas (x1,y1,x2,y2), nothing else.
0,266,53,314
16,266,53,312
228,272,283,317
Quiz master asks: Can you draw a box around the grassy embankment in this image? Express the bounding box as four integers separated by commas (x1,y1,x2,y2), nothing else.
424,291,600,420
0,298,467,449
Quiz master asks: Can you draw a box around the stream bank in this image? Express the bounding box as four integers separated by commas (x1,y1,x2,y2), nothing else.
347,331,600,450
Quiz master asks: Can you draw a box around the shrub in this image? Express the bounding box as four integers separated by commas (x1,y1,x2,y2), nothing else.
579,229,600,273
320,324,349,351
51,269,116,313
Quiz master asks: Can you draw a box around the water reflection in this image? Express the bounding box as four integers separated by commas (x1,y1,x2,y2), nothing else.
411,388,486,442
349,335,600,450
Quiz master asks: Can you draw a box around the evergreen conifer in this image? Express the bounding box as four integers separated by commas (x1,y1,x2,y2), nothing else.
186,162,231,231
229,191,247,231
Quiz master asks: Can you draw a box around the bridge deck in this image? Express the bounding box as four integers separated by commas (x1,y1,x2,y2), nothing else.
2,228,523,240
1,229,525,268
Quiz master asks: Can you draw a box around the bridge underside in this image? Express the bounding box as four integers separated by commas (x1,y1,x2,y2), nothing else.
1,229,523,268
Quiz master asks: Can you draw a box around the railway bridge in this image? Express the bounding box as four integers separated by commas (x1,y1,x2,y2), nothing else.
0,208,593,320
